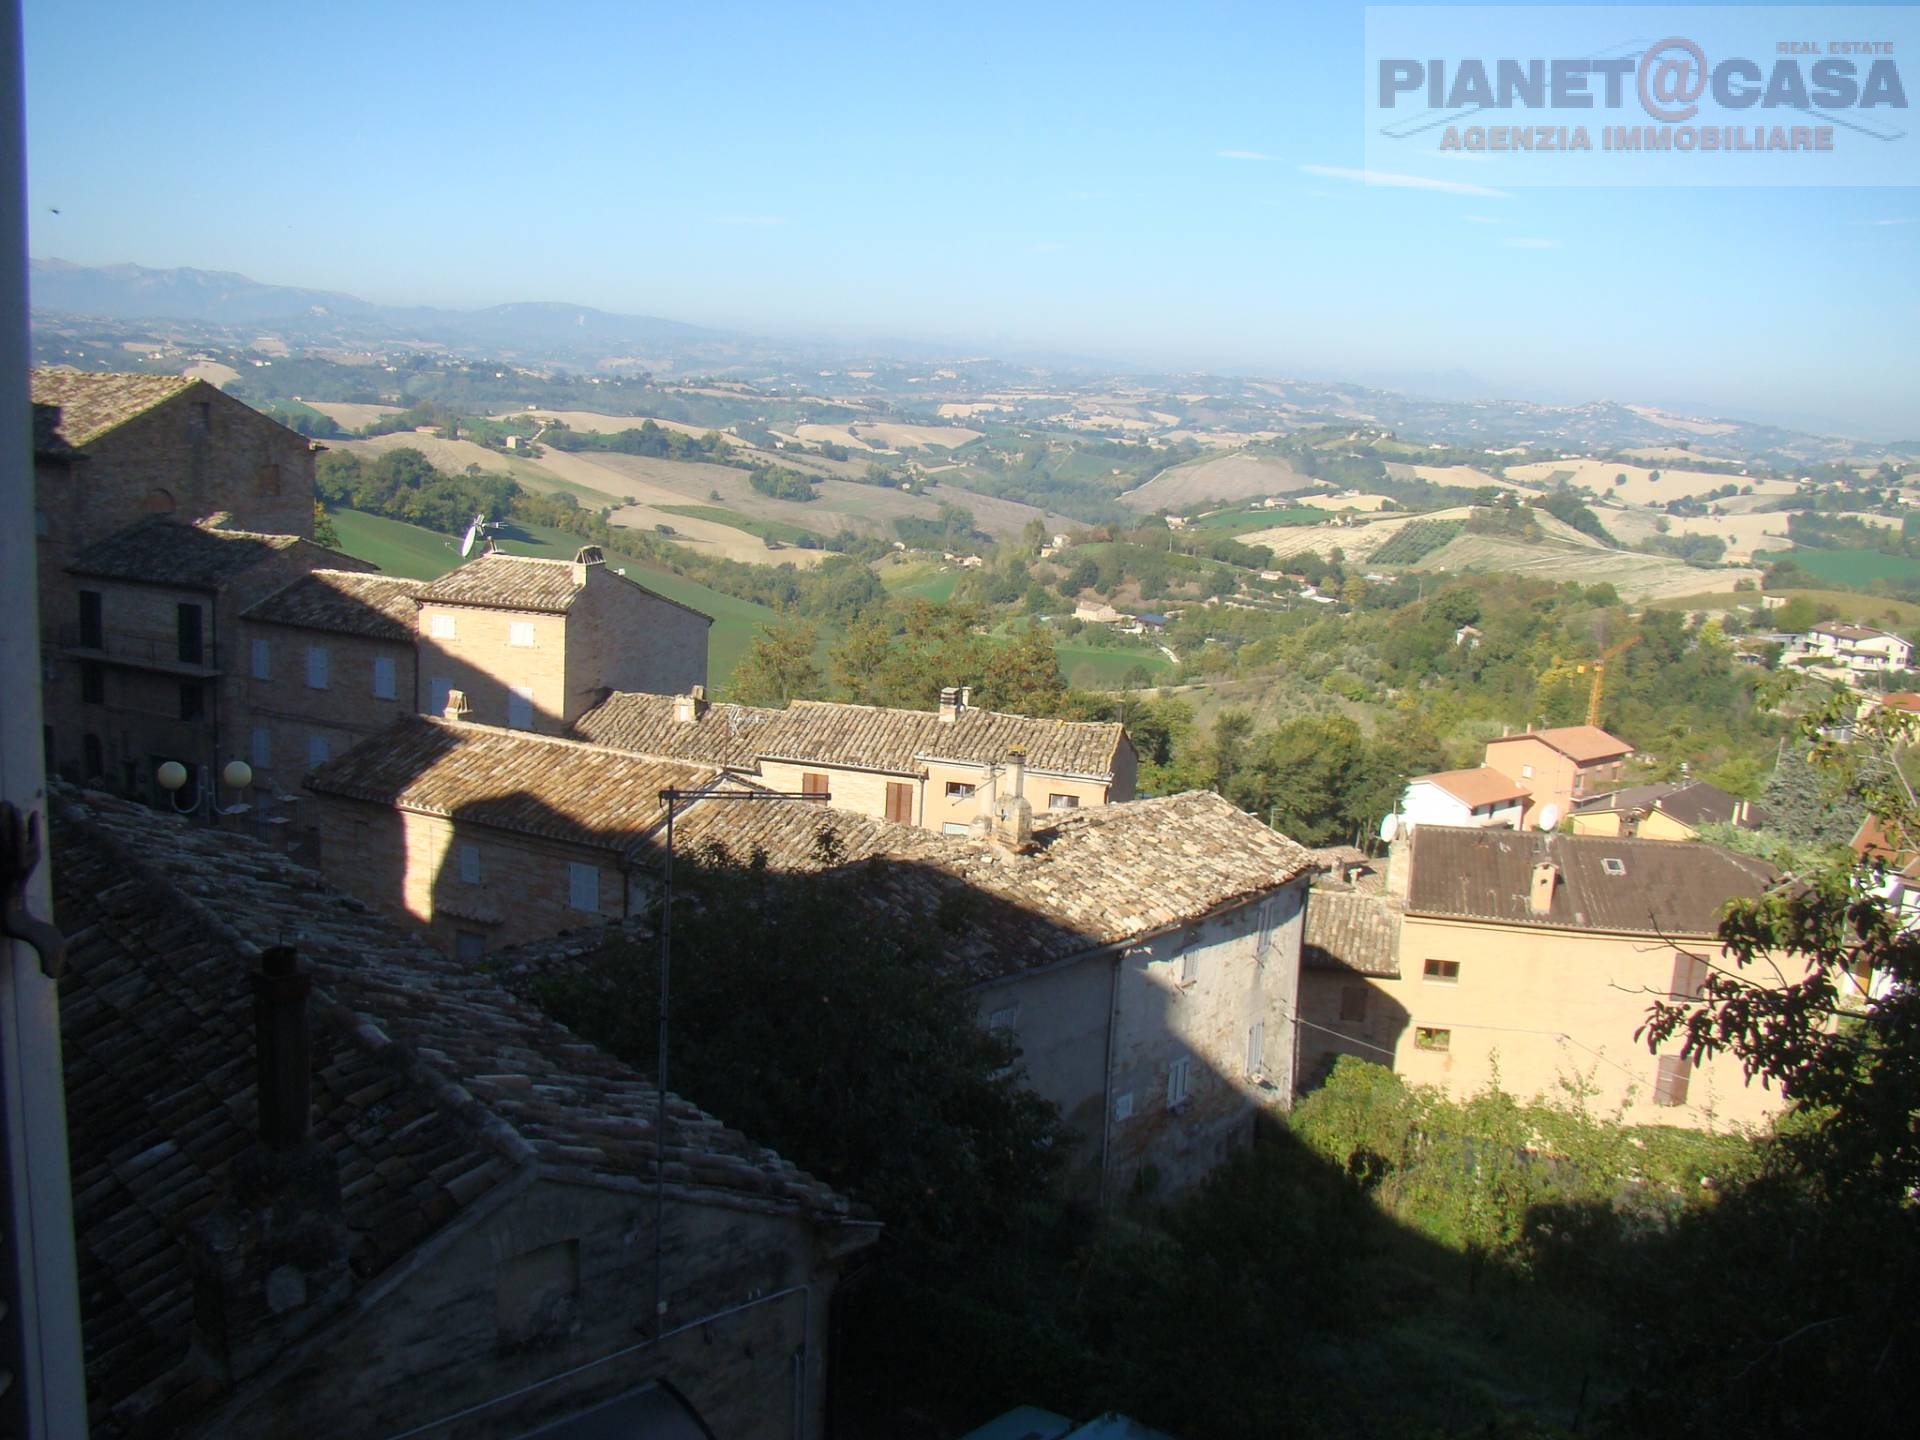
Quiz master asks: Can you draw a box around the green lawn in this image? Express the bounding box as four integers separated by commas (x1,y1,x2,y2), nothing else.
327,508,779,684
1053,642,1175,689
1758,546,1920,584
1649,586,1920,629
880,562,963,603
1192,504,1323,534
655,504,822,547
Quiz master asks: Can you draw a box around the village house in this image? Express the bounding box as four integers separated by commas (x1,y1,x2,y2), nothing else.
51,786,871,1440
1073,599,1125,625
31,370,318,624
307,716,1308,1196
1396,766,1528,832
1570,779,1769,842
1295,885,1406,1092
44,518,372,806
570,686,1136,830
1798,621,1915,680
414,547,712,734
1380,826,1788,1130
1481,724,1634,826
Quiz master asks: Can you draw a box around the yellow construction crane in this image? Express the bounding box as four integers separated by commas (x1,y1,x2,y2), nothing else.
1579,636,1639,728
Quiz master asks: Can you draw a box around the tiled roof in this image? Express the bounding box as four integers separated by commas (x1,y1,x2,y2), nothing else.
1812,621,1897,642
1573,780,1769,832
513,790,1312,983
53,789,856,1435
1302,888,1402,977
304,716,722,853
32,369,198,453
243,569,426,641
572,691,1129,780
1414,766,1529,808
1486,725,1634,764
67,518,303,589
418,552,586,612
1405,827,1776,937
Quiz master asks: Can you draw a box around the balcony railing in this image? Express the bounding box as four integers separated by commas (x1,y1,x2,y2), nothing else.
52,625,222,674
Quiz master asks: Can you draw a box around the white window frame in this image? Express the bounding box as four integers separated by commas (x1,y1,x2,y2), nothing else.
1178,949,1200,986
508,686,535,730
305,644,329,690
1247,1022,1266,1078
1166,1056,1193,1107
568,862,600,913
371,655,397,701
509,620,536,648
250,637,271,680
429,612,457,639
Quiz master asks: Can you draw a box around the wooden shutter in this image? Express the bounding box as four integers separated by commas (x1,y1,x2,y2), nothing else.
1669,951,1710,1000
1654,1055,1692,1107
802,772,829,802
1339,985,1368,1023
886,781,914,824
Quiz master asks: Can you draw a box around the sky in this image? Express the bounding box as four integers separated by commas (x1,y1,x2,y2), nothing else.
20,0,1920,439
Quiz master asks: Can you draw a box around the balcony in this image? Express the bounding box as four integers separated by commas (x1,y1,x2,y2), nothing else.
52,624,222,677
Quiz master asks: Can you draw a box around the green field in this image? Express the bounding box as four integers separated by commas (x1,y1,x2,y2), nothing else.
1192,504,1323,534
1650,586,1920,630
656,504,822,547
880,562,963,602
328,508,779,683
1758,546,1920,584
1053,642,1175,689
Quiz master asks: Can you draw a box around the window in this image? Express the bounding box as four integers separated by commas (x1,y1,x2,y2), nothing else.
568,862,600,913
1415,1027,1451,1052
189,400,211,437
1178,949,1200,986
176,604,203,665
1048,793,1080,810
508,686,535,730
256,463,281,497
1669,951,1710,1001
371,655,396,700
987,1004,1019,1031
429,676,454,717
802,772,829,802
1653,1055,1692,1107
1246,1022,1266,1078
81,734,103,778
306,645,330,689
1423,958,1461,985
509,621,535,648
307,734,330,768
1601,857,1627,876
459,844,482,885
944,780,976,799
77,590,102,648
1113,1091,1134,1123
1520,763,1534,779
178,682,204,721
250,637,271,680
250,726,272,769
455,931,488,964
942,822,970,836
885,781,914,824
429,613,457,639
80,661,103,706
1166,1056,1193,1107
1339,985,1369,1023
1255,896,1276,958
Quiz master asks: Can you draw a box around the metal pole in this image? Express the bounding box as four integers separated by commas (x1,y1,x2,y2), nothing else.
651,794,675,1336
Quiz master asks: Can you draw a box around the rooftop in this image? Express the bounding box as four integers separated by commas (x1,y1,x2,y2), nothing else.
573,691,1129,780
304,716,723,853
67,517,310,589
32,369,199,454
1572,779,1769,831
1413,766,1529,809
418,550,712,622
1485,725,1633,765
53,788,851,1438
1812,621,1901,642
1405,827,1776,937
242,569,426,642
1302,887,1402,977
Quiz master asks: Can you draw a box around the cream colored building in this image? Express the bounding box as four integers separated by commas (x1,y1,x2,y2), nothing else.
571,686,1136,833
1482,724,1633,827
1382,827,1789,1131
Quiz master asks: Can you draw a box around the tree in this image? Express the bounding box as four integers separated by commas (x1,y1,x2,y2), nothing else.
312,500,340,549
727,616,821,706
977,623,1067,716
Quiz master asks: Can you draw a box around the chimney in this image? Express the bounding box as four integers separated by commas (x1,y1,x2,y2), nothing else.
189,946,349,1387
938,686,961,722
442,688,470,722
1529,861,1560,916
959,685,972,711
673,684,708,724
991,747,1035,850
1384,831,1412,903
572,545,605,584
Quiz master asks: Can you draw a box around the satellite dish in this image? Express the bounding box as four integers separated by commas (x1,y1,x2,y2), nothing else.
1536,803,1561,831
1378,813,1401,843
459,515,481,558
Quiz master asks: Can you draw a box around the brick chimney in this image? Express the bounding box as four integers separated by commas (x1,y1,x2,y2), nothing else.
189,947,349,1388
1529,861,1560,916
673,685,708,724
443,688,470,721
938,686,962,723
990,747,1035,850
572,544,606,584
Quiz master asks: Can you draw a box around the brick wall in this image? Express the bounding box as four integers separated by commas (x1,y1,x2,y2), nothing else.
416,606,571,733
1294,967,1407,1094
756,760,918,826
566,566,710,714
240,623,415,794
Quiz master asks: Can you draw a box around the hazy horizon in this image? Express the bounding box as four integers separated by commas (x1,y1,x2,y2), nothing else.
22,0,1920,438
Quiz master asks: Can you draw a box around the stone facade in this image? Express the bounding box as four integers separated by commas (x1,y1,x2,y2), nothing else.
240,624,416,804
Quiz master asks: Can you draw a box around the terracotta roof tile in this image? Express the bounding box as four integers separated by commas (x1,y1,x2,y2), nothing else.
1485,725,1634,765
1302,887,1402,977
1415,766,1529,808
418,552,585,612
243,570,426,641
67,518,304,589
32,369,199,453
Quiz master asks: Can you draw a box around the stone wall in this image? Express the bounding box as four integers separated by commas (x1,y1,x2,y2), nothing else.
565,567,711,717
416,606,570,734
240,624,415,794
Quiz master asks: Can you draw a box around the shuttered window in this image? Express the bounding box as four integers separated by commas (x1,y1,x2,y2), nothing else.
1255,897,1276,958
250,638,271,680
1669,951,1711,1000
1179,950,1200,986
250,726,272,769
372,656,396,700
568,862,600,913
1340,985,1368,1023
885,782,914,825
1166,1057,1193,1107
429,677,453,717
508,686,535,730
306,645,329,690
307,734,330,768
802,772,829,802
459,844,481,885
1247,1022,1266,1077
509,621,536,648
1654,1055,1693,1107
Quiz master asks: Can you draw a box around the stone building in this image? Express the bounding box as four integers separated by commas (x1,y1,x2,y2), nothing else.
415,548,712,734
572,686,1136,832
44,518,371,804
310,714,1311,1197
52,787,874,1440
1294,885,1406,1092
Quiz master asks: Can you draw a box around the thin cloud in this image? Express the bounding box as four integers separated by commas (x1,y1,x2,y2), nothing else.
1502,237,1559,249
1217,149,1272,160
1299,164,1509,198
714,215,787,227
1856,217,1917,226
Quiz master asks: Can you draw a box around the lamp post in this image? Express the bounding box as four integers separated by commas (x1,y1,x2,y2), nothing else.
156,758,253,822
648,783,828,1335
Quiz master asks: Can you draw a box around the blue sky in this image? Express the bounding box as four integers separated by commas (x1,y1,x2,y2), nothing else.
21,0,1919,438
